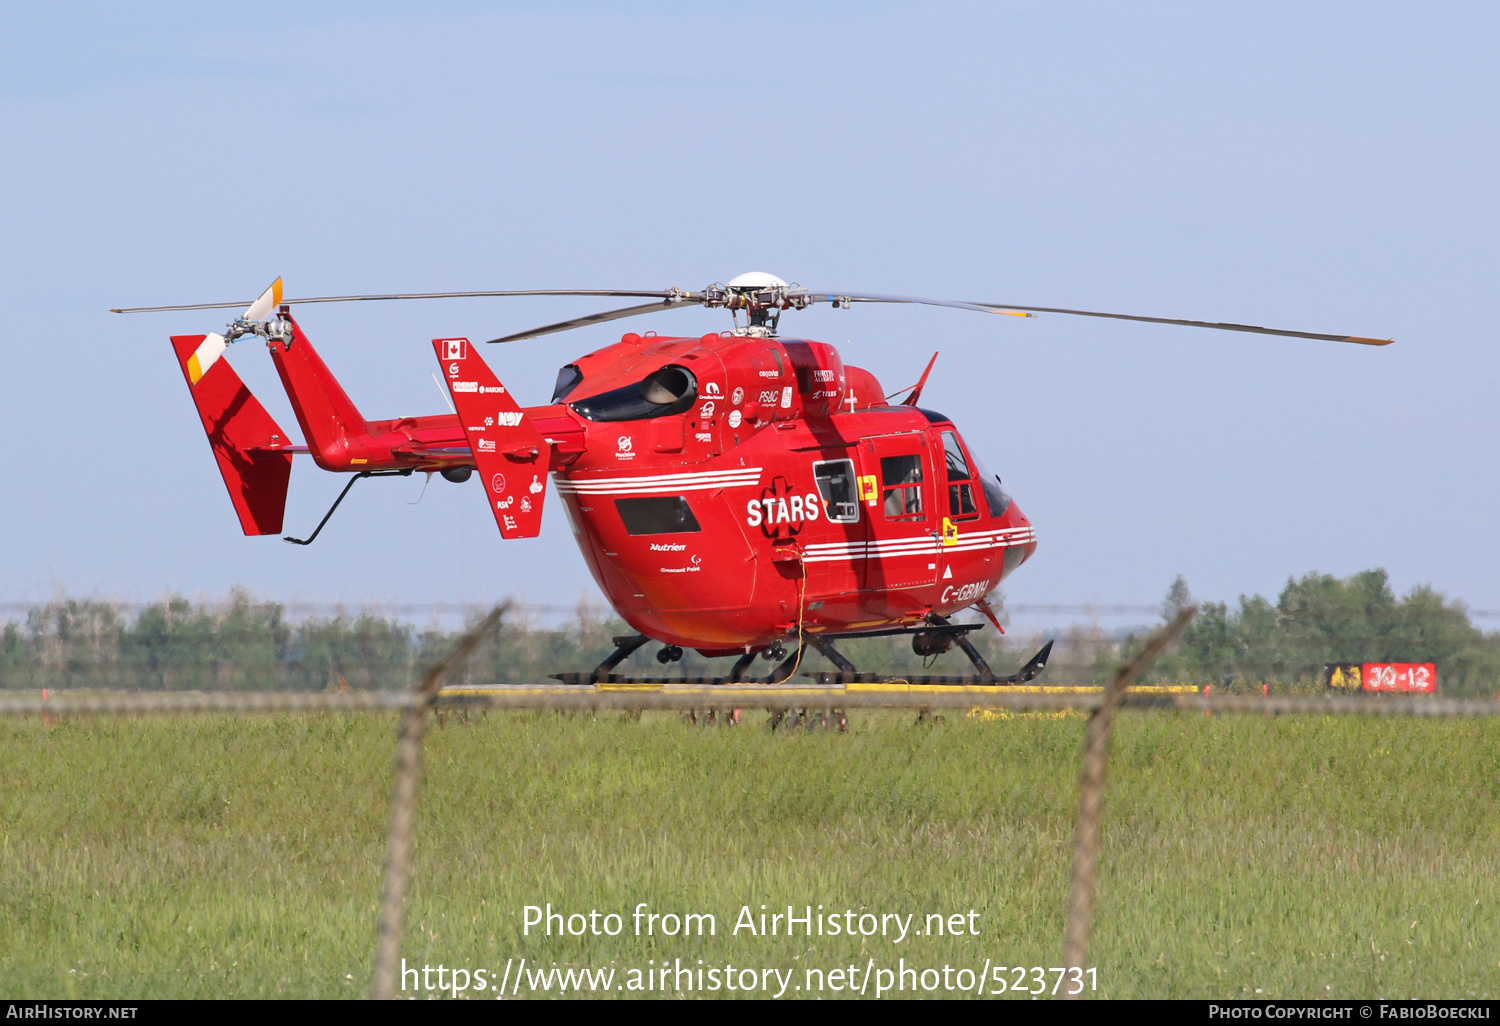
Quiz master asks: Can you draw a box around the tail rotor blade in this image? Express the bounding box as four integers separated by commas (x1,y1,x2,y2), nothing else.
243,278,284,323
186,332,228,385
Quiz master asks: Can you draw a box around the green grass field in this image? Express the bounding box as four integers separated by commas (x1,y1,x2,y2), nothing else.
3,707,1498,999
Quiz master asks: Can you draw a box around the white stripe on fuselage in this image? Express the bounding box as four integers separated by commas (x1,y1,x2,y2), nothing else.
555,467,763,495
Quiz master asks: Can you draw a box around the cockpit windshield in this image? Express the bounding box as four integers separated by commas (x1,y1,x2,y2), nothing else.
568,364,699,422
966,450,1013,518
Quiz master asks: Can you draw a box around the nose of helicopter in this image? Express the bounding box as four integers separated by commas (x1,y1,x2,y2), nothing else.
998,496,1036,581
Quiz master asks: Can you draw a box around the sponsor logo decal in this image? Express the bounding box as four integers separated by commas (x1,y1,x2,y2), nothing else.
480,384,506,394
813,368,835,382
731,387,744,405
477,439,496,452
615,435,636,461
694,431,712,442
745,492,822,528
492,411,524,427
528,475,544,494
699,400,715,418
780,386,793,409
520,497,532,512
758,389,779,404
452,380,478,393
704,382,722,396
490,473,506,493
758,369,779,378
728,410,743,429
650,542,687,552
447,362,460,377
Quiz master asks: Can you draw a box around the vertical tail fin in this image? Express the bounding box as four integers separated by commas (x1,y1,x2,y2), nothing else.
432,338,548,539
170,334,293,535
265,314,372,470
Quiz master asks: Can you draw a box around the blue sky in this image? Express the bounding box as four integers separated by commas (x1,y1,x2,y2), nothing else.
3,2,1496,628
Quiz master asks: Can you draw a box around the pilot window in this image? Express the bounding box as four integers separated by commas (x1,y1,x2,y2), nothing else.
880,454,924,519
813,459,860,523
941,430,980,519
949,482,979,517
615,496,702,535
941,431,970,480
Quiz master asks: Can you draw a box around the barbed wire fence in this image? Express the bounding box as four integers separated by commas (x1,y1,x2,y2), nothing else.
3,605,1499,999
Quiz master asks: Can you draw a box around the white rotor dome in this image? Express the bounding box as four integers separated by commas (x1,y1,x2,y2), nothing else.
726,271,787,289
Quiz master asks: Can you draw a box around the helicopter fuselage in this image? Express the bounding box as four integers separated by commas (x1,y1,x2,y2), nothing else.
171,315,1034,655
540,330,1035,652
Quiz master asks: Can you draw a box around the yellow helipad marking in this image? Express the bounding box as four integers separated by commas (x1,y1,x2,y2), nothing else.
440,683,1200,698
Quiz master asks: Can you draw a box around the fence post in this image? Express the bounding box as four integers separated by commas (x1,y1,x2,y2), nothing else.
372,604,506,1001
1061,606,1195,997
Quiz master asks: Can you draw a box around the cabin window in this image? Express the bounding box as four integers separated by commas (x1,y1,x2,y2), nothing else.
615,496,702,535
570,364,698,422
880,454,924,518
813,459,860,523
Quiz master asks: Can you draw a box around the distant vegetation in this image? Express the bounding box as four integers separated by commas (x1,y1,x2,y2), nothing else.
2,568,1497,694
1129,569,1500,695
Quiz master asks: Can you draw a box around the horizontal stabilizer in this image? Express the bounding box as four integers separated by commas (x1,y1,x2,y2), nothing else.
171,334,293,535
432,338,548,539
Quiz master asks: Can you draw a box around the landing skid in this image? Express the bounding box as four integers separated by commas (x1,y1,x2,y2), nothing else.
550,632,809,685
808,635,1055,686
549,631,1054,688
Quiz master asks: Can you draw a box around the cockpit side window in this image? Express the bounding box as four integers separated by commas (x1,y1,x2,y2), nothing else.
569,365,698,422
941,431,971,480
941,430,980,519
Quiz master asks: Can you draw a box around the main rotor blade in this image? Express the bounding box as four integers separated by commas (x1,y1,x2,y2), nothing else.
968,301,1393,345
805,290,1392,345
483,299,704,345
110,289,683,315
799,290,1035,318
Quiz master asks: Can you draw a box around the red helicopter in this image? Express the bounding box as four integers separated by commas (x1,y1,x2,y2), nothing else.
117,274,1390,684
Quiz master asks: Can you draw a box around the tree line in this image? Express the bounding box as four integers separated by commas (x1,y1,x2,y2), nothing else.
3,569,1496,694
1126,569,1500,695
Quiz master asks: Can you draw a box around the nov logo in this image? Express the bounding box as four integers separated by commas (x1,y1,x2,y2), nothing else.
493,411,524,427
